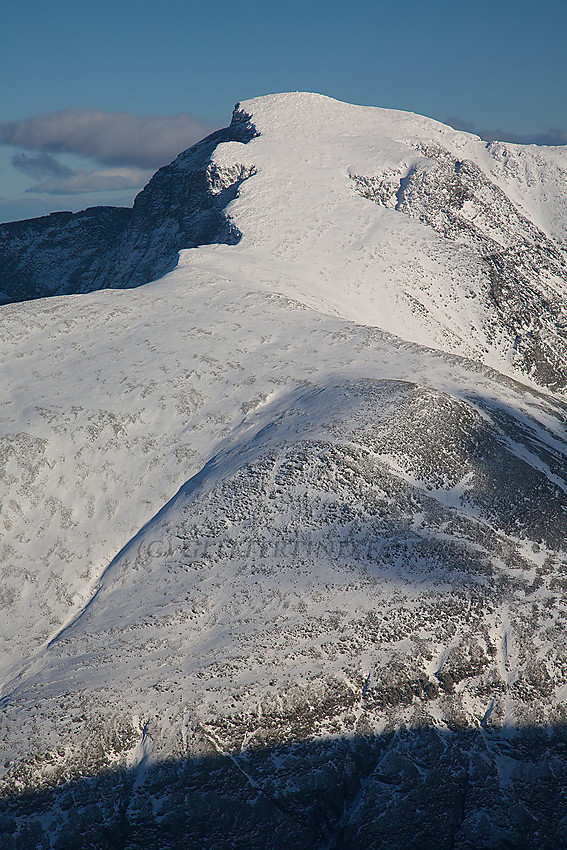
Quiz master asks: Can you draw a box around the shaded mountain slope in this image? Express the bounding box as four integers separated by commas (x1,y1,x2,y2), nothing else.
2,377,567,846
3,727,567,850
2,379,567,822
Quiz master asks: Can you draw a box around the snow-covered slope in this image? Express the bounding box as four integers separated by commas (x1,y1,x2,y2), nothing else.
1,93,567,848
191,94,567,392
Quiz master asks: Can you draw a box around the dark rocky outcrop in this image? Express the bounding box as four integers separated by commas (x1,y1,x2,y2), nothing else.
3,726,567,849
0,106,257,303
351,144,567,392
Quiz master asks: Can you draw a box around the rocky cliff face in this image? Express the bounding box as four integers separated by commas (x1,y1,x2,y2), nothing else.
3,727,567,849
0,108,257,302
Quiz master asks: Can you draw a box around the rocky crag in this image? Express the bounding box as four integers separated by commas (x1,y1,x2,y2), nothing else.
0,109,256,302
1,94,567,848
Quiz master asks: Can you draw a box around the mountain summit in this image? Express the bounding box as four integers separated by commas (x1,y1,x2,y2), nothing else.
3,93,567,392
1,94,567,848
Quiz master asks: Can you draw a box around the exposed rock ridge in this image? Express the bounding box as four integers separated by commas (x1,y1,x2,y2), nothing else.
351,143,567,391
0,106,257,302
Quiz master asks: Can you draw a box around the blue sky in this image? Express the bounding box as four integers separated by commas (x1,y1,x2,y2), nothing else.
1,0,566,222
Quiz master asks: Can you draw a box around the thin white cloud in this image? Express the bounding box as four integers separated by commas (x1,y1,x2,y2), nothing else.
1,108,217,199
0,108,217,168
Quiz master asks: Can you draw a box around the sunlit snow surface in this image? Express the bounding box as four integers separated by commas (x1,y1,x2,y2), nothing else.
1,94,567,823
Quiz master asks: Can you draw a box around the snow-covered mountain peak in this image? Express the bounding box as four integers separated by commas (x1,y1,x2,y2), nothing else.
2,92,565,394
233,91,467,146
188,93,567,393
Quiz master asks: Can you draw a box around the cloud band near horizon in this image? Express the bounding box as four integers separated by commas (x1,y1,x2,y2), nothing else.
0,108,218,195
2,107,565,199
446,117,567,146
0,108,217,167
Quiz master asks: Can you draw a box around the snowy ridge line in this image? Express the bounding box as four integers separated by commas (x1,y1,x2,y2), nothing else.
0,448,227,701
0,102,259,303
0,383,318,696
